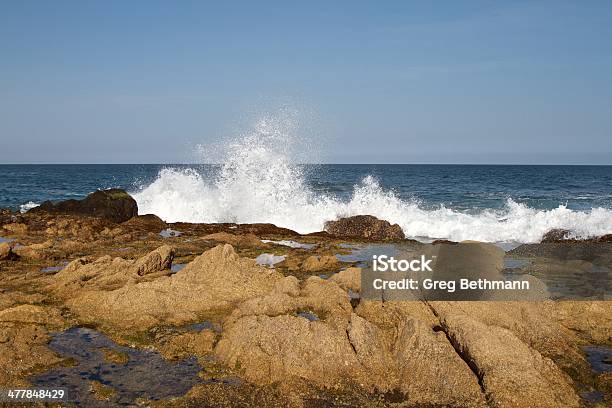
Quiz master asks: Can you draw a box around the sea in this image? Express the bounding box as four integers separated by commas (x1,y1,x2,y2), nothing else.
1,162,612,244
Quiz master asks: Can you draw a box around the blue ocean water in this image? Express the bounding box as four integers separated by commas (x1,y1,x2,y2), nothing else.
1,164,611,211
1,164,612,242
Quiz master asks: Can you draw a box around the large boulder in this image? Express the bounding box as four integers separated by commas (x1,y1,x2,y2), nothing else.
324,215,405,241
29,189,137,223
55,244,282,330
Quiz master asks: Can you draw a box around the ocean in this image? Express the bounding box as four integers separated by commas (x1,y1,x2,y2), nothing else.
2,163,612,244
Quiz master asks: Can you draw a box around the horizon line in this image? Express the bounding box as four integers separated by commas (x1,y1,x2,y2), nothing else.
1,162,612,166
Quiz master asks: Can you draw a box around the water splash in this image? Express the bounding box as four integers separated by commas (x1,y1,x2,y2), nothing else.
132,112,612,243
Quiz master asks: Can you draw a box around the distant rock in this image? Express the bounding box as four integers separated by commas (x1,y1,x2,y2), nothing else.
541,229,571,243
203,232,267,248
541,229,612,243
431,239,457,245
324,215,405,241
29,189,137,223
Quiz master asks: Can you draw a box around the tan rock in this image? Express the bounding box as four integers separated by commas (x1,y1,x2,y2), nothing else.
434,304,581,408
301,255,339,272
158,329,216,360
0,304,64,327
0,243,17,261
203,232,267,248
0,324,64,386
2,222,27,235
49,245,175,293
393,317,486,406
329,267,361,292
14,240,54,260
61,244,282,330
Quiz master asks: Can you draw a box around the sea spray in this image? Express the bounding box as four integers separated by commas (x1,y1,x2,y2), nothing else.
132,114,612,243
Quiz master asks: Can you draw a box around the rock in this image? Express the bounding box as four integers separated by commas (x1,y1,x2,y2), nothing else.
90,380,116,401
215,313,375,389
49,245,175,293
29,188,138,223
0,323,64,386
130,245,174,276
122,214,166,230
324,215,405,241
0,243,18,261
596,234,612,242
432,302,581,408
0,305,64,327
541,229,571,243
158,329,216,360
58,244,282,330
13,240,54,260
432,239,457,245
2,222,27,235
215,282,488,406
329,267,361,292
203,232,267,248
392,317,486,406
301,255,339,272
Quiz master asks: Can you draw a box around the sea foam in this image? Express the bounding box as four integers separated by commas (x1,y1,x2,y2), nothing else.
132,114,612,244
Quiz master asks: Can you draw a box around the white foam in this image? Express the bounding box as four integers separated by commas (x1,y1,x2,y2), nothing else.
132,114,612,244
20,201,40,213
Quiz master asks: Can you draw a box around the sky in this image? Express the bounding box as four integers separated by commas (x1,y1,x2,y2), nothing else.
1,0,611,164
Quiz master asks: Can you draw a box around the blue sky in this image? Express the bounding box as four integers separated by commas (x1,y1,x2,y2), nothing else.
1,0,611,164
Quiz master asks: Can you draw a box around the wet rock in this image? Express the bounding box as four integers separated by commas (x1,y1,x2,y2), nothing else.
541,229,571,242
432,239,458,245
158,329,216,360
90,380,116,401
0,323,64,386
100,348,129,365
30,188,138,223
324,215,405,241
301,255,339,272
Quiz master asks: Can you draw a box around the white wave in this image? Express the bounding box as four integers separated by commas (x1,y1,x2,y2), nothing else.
132,113,612,244
20,201,40,213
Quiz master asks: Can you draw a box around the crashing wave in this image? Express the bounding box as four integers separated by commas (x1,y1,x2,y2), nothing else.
132,113,612,243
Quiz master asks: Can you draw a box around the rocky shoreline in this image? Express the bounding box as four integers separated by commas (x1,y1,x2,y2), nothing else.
0,190,610,407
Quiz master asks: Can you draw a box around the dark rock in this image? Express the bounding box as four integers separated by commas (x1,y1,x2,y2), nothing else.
29,189,137,223
432,239,457,245
541,229,571,243
596,234,612,243
324,215,405,241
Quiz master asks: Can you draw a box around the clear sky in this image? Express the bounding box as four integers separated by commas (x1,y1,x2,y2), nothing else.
1,0,611,164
